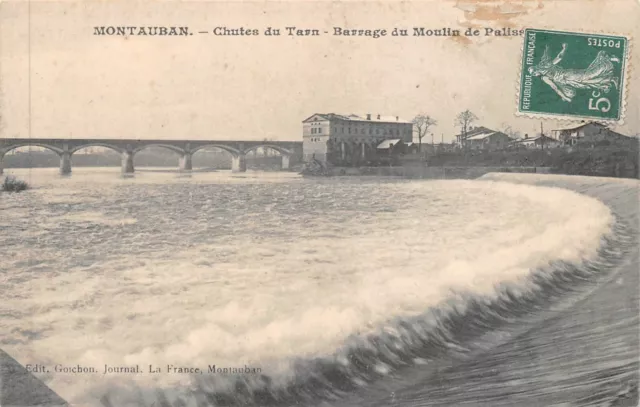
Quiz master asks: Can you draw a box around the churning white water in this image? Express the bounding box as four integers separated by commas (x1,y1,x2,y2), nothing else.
0,168,613,406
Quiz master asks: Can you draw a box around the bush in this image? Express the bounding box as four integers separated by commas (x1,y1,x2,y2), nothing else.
1,176,30,192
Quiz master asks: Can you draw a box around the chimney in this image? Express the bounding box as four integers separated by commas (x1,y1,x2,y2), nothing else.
524,133,529,139
377,114,381,120
396,116,399,121
366,114,371,120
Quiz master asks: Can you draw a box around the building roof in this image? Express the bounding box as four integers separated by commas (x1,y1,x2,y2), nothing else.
453,126,493,139
512,134,557,143
377,139,402,149
551,122,608,132
456,127,513,142
465,131,497,141
302,113,412,124
551,122,633,139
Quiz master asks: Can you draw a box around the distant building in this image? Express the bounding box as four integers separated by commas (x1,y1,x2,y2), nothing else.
453,126,513,151
302,113,413,165
511,134,561,149
375,139,417,164
551,122,638,148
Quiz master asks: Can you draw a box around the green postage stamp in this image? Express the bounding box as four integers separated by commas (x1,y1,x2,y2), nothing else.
518,29,629,122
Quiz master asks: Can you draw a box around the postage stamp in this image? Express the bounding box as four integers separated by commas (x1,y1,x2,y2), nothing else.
518,28,629,122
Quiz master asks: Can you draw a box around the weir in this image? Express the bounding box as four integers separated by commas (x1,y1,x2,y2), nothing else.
3,174,636,407
86,173,639,407
354,173,639,407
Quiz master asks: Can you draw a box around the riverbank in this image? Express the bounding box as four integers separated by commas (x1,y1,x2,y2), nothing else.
307,165,551,179
303,145,640,180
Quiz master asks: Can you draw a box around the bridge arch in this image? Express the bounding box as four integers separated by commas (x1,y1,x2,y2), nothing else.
190,144,248,172
190,144,242,156
132,143,186,155
242,144,293,157
1,143,64,156
241,144,294,171
70,143,124,155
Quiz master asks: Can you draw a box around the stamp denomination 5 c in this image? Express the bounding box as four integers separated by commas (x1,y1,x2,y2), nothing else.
518,29,628,122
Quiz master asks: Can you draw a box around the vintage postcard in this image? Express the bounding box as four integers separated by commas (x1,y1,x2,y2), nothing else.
0,1,638,407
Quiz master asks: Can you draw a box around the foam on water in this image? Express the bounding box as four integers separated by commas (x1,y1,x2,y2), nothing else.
0,169,614,406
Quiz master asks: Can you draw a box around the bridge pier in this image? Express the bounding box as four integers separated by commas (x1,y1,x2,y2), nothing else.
0,154,4,175
231,153,247,172
121,151,135,174
281,155,290,170
179,152,193,171
59,152,72,175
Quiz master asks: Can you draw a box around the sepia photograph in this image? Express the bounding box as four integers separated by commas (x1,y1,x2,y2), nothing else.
0,1,638,406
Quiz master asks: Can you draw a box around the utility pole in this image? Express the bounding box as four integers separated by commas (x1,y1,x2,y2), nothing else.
540,122,545,150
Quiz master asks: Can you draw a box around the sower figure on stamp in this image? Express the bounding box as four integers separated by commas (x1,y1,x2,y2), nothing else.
529,43,620,102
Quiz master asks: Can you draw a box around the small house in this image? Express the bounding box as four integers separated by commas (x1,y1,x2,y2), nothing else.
454,127,513,151
551,122,637,148
511,134,561,149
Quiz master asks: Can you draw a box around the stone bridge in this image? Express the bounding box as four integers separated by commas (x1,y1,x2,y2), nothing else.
0,138,303,175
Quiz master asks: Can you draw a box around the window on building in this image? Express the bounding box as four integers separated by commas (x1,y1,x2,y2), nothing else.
348,128,351,134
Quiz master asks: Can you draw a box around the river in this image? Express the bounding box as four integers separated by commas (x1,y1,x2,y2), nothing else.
0,168,637,407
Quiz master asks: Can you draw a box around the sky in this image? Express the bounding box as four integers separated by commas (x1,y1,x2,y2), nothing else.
1,0,639,143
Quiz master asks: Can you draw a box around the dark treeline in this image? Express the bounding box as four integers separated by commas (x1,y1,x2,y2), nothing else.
420,147,640,179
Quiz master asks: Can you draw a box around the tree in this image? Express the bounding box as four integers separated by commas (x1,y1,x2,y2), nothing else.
412,114,438,153
455,110,478,150
501,123,522,140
